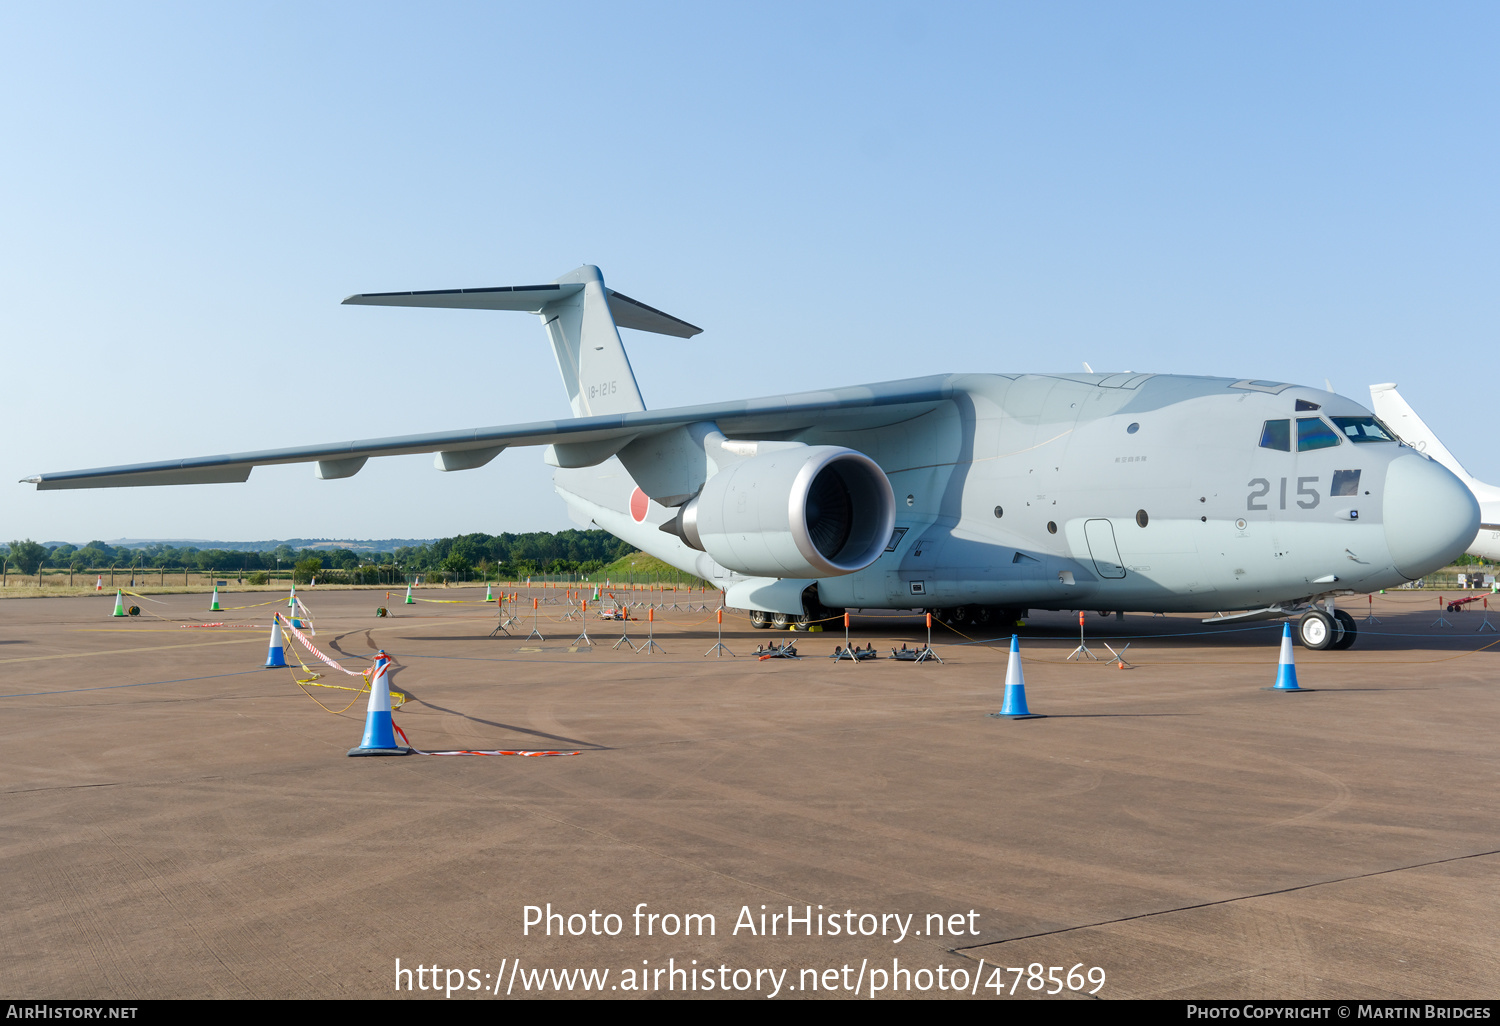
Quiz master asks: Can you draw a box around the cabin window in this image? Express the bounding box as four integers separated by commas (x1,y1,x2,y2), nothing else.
1297,417,1342,451
1259,420,1291,451
1329,416,1396,443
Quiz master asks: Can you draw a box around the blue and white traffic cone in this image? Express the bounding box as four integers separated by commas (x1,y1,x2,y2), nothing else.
264,618,287,668
993,634,1043,719
348,656,410,756
1269,622,1306,691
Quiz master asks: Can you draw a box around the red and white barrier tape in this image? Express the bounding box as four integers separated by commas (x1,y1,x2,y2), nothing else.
276,612,363,677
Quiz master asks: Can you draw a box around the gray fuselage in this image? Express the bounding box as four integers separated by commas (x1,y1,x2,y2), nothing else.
558,372,1478,615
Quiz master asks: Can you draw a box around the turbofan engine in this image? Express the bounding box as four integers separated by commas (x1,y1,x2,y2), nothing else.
662,445,895,578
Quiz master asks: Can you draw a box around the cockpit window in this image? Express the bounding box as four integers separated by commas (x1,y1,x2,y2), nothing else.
1297,417,1342,451
1259,420,1291,451
1330,416,1396,443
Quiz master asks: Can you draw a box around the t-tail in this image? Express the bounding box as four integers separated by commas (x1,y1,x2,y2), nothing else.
342,264,701,418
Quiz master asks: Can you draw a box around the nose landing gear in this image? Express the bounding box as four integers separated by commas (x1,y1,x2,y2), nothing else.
1331,609,1357,649
1298,607,1358,650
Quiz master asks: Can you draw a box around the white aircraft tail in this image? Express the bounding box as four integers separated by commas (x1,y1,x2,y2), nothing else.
541,265,645,417
343,264,701,418
1368,383,1476,484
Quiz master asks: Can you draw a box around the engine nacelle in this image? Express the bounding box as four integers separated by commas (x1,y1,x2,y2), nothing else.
671,445,895,578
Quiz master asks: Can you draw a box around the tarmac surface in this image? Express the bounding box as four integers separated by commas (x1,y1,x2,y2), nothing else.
3,585,1498,1000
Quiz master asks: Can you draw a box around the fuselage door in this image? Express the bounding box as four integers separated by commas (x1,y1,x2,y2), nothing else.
1084,519,1127,579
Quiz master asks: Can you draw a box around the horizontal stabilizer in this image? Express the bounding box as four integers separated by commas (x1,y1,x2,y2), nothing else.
342,283,702,338
606,290,702,338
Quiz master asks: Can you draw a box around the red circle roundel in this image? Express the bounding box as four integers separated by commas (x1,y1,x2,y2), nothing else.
630,487,650,523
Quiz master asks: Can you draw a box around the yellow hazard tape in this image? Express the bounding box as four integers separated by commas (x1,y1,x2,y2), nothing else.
277,623,407,714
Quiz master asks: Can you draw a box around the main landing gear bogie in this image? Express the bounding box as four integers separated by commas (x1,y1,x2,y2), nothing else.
936,606,1027,631
753,603,844,631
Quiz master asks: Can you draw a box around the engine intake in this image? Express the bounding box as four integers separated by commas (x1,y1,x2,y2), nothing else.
667,445,895,578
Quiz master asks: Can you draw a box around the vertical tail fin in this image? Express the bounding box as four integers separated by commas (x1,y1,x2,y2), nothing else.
1369,383,1476,484
541,265,646,417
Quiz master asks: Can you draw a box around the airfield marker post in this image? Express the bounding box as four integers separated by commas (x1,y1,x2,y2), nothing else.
527,597,544,641
638,606,664,654
572,600,593,648
1364,593,1381,624
613,602,637,651
832,610,854,662
1480,597,1497,633
489,594,511,637
1067,610,1099,660
705,607,734,658
1431,596,1453,628
915,611,943,663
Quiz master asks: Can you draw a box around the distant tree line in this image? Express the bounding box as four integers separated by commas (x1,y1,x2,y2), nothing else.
2,530,636,581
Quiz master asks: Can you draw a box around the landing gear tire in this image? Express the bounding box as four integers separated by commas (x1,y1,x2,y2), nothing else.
1331,609,1357,650
1298,610,1335,650
750,610,772,630
969,606,993,628
771,612,792,630
945,606,971,627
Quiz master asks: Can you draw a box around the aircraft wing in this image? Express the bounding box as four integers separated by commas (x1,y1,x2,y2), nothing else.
21,378,954,490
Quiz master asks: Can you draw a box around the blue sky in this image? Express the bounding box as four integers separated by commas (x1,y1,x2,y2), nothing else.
3,2,1495,543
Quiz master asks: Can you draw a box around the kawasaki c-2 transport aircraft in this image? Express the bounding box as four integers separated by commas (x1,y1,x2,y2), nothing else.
24,266,1479,652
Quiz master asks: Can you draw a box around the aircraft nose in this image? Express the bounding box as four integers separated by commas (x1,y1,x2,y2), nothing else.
1382,454,1479,579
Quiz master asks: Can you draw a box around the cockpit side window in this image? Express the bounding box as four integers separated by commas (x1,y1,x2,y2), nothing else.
1259,420,1291,451
1330,416,1396,443
1297,417,1342,451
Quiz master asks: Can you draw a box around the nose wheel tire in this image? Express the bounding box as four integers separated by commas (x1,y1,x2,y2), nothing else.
1331,609,1358,650
1298,610,1336,650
